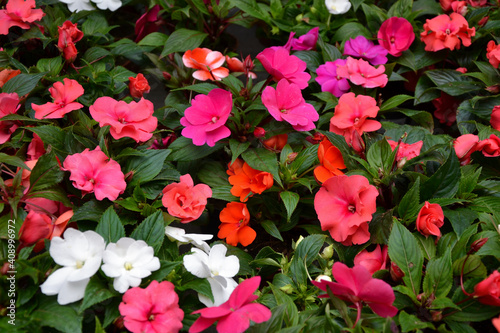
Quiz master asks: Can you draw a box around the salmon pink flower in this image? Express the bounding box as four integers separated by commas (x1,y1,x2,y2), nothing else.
451,1,468,15
119,280,184,333
314,137,346,183
189,276,272,333
27,133,45,160
416,202,444,238
377,17,415,57
315,59,350,98
387,140,423,162
183,48,229,81
90,97,157,142
128,73,150,99
354,245,388,275
135,5,161,42
344,36,388,65
487,41,500,69
478,134,500,157
473,271,500,306
336,57,388,88
0,92,20,144
63,146,127,201
32,78,84,119
57,21,83,63
161,174,212,223
180,88,232,147
218,202,256,247
0,0,45,35
227,158,273,202
454,134,480,165
420,13,475,52
0,68,21,88
314,174,378,245
256,47,311,89
261,79,319,131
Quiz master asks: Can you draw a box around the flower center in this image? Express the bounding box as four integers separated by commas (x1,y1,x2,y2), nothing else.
124,262,133,270
280,109,288,114
348,205,356,213
118,118,127,124
445,28,451,35
211,116,219,124
148,314,155,321
390,36,395,43
89,178,95,184
76,260,84,269
353,117,359,124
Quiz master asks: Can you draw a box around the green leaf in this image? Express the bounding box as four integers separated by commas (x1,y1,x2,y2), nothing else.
2,72,45,96
95,206,125,244
368,210,394,244
260,220,283,241
444,208,478,237
446,300,500,322
431,297,461,310
293,51,322,71
168,137,224,162
32,297,82,333
36,57,63,76
137,32,169,47
229,139,251,164
28,151,64,192
180,279,213,303
415,233,436,260
229,0,271,23
295,234,326,266
27,126,67,157
79,276,116,313
332,22,371,42
242,148,282,187
280,191,299,222
366,138,393,171
160,29,208,57
399,311,435,332
380,94,414,111
423,248,452,298
398,177,421,221
420,149,460,201
130,211,165,252
173,83,219,94
0,153,29,169
452,254,486,279
71,200,109,222
317,36,342,62
121,149,170,187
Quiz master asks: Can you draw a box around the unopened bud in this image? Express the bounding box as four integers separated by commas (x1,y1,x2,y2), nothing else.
296,14,303,23
286,152,298,164
478,16,489,27
350,130,365,154
486,85,500,94
469,238,488,254
431,311,442,322
320,245,334,260
397,157,407,169
124,170,134,182
0,262,9,275
306,133,324,144
162,72,171,80
243,55,254,72
390,262,405,282
253,127,266,138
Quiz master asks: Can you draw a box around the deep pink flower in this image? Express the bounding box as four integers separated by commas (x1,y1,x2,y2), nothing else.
432,92,459,126
314,174,378,246
377,17,415,57
90,97,157,142
387,140,423,162
180,88,232,147
478,134,500,157
31,79,84,119
189,276,272,333
420,13,475,52
0,0,45,35
285,27,319,51
315,59,350,97
261,79,318,131
119,280,184,333
62,146,127,201
337,57,388,88
256,47,311,89
312,262,398,317
454,134,480,165
135,5,161,42
344,36,388,65
354,245,388,275
0,92,20,144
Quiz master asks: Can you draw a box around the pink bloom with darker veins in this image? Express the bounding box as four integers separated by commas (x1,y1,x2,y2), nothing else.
0,0,45,35
378,17,415,57
261,79,318,131
337,57,388,88
180,88,232,147
315,59,350,98
189,276,272,333
344,35,388,65
0,92,20,144
32,79,84,119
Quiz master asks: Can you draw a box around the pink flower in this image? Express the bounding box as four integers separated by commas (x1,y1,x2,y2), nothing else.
478,134,500,157
387,140,423,162
57,21,83,63
451,1,468,16
261,79,318,131
473,271,500,307
344,35,388,65
119,280,184,333
62,146,127,201
487,41,500,69
416,202,445,238
337,57,388,88
377,17,415,57
129,73,151,99
162,174,212,223
0,92,20,144
315,59,350,98
314,174,378,246
90,97,157,142
189,276,272,333
354,245,388,275
256,47,311,89
32,78,84,119
27,133,45,160
454,134,480,165
286,27,319,51
0,0,45,35
420,13,475,52
312,262,398,317
432,92,459,126
180,88,232,147
135,5,161,42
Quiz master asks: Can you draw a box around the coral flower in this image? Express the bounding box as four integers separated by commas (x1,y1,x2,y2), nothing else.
227,158,273,202
473,271,500,306
354,245,389,275
225,55,257,79
129,73,151,99
314,174,378,245
416,201,444,238
487,41,500,69
180,88,232,147
262,134,288,152
0,68,21,88
27,133,45,160
57,20,83,63
256,47,311,89
189,276,272,333
119,280,184,333
182,48,229,81
315,59,350,98
377,17,415,57
343,35,388,65
491,106,500,130
19,210,73,252
454,134,480,165
387,140,423,162
478,134,500,157
432,91,459,126
90,96,157,142
336,57,388,88
218,202,256,247
0,92,21,144
0,0,45,35
261,79,319,131
32,78,84,119
420,13,475,52
314,137,346,183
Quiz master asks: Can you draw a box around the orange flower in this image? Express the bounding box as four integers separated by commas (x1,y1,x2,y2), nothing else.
314,138,346,183
262,134,288,152
182,48,229,81
218,202,256,246
227,158,273,202
0,68,21,88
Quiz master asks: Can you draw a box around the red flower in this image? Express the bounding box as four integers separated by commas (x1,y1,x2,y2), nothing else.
129,73,151,99
416,201,444,238
353,245,388,275
32,78,84,119
227,159,273,202
473,271,500,306
420,13,475,52
218,202,256,247
387,140,423,162
19,210,73,252
337,57,388,88
189,276,272,333
314,137,346,183
182,48,229,81
454,134,480,165
478,134,500,157
432,92,459,126
0,0,45,35
487,41,500,69
491,106,500,130
0,92,20,144
377,17,415,57
57,21,83,63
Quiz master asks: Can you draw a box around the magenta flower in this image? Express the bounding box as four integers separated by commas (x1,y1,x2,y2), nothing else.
256,47,311,89
135,5,161,42
343,36,388,65
62,146,127,201
119,280,184,333
337,57,388,88
189,276,272,333
180,88,232,147
285,27,319,51
32,78,84,119
262,79,318,131
315,59,350,98
378,17,415,56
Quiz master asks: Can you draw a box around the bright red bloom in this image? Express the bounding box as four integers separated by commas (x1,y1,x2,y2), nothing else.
314,174,378,246
218,202,256,247
0,68,21,88
478,134,500,157
227,159,273,202
354,245,388,275
473,271,500,306
336,57,388,88
32,78,84,119
454,134,480,165
129,73,151,99
135,5,161,42
19,210,73,252
387,140,423,162
57,21,83,63
420,13,475,52
487,41,500,69
416,201,444,238
119,280,184,333
0,0,45,35
312,262,398,317
314,137,346,183
0,92,20,144
189,276,271,333
90,97,157,142
432,92,459,126
182,48,229,81
378,17,415,57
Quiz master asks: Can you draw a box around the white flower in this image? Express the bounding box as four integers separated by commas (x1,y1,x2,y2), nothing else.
101,238,160,293
40,229,105,305
325,0,352,14
91,0,122,11
165,226,213,252
59,0,95,12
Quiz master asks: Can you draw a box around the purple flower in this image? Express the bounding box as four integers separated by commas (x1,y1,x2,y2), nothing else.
315,59,350,98
343,36,388,65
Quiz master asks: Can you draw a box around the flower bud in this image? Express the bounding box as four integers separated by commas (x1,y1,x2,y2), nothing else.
350,130,365,154
253,127,266,138
320,244,334,260
390,262,405,282
486,85,500,94
286,152,298,164
469,238,488,254
162,72,172,80
306,132,324,144
0,262,9,275
293,235,304,249
431,311,442,322
478,16,489,27
397,157,407,169
315,274,332,282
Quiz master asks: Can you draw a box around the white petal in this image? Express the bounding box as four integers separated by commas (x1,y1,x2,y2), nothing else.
40,267,74,296
183,249,210,278
209,244,239,278
101,263,124,278
208,277,237,306
113,275,132,293
67,256,101,281
83,230,105,256
184,233,213,246
165,226,188,243
57,278,89,305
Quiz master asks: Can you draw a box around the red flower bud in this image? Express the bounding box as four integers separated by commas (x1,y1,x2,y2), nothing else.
390,262,405,282
253,127,266,138
469,238,488,254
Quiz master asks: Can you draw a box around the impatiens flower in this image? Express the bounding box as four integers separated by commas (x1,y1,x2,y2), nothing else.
314,174,378,245
473,270,500,306
286,27,319,51
0,92,20,144
262,134,288,152
315,59,350,98
165,225,213,251
325,0,352,14
62,146,127,201
149,133,176,150
135,5,161,42
101,238,160,293
377,17,415,57
416,201,445,238
19,210,73,252
0,68,21,88
387,140,423,162
451,1,468,16
218,202,256,247
432,92,459,126
256,47,311,89
162,174,212,223
27,133,45,160
336,57,388,88
183,243,239,307
493,315,500,332
91,0,122,11
182,48,229,81
0,0,45,35
478,134,500,157
353,245,388,275
261,79,319,131
129,73,151,99
314,137,346,183
57,21,83,63
40,229,105,305
487,41,500,69
225,55,257,79
467,0,487,7
312,262,398,317
58,0,95,12
454,134,480,165
119,280,184,333
227,158,273,202
344,36,388,65
32,78,84,119
89,96,157,142
180,88,232,147
420,13,475,52
189,276,272,333
491,106,500,130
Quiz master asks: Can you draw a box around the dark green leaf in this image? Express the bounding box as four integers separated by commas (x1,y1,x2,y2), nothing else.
79,276,116,313
137,32,169,47
122,149,170,187
229,139,251,164
32,297,82,333
160,29,208,57
2,72,45,96
295,234,326,266
280,191,299,222
0,153,29,169
130,211,165,252
420,149,460,201
423,248,452,298
261,220,283,241
380,95,414,112
399,311,435,332
95,206,125,244
28,151,64,192
398,177,421,222
242,148,282,187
